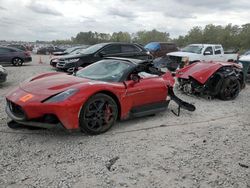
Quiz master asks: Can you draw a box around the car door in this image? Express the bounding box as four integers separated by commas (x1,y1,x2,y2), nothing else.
124,75,167,108
213,46,224,61
100,44,122,57
0,47,12,64
203,46,214,61
90,44,122,64
120,44,148,60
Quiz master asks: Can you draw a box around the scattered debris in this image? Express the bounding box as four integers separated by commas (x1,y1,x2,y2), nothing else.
239,163,249,168
105,156,119,171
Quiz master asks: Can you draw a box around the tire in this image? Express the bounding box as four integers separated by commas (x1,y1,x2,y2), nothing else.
219,76,240,100
79,93,118,135
12,57,23,66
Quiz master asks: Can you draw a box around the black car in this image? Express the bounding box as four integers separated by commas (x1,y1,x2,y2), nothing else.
55,42,152,72
0,46,32,66
37,46,64,55
0,65,7,83
53,45,88,56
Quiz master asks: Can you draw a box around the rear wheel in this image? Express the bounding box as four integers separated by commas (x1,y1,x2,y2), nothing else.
219,76,240,100
79,93,118,135
12,57,23,66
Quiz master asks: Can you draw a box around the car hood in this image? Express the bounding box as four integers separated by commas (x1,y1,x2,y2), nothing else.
239,55,250,62
20,73,90,95
167,51,200,58
176,62,224,84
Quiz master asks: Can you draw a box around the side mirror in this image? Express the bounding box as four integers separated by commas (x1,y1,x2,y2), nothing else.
204,51,212,55
130,74,140,83
99,51,106,57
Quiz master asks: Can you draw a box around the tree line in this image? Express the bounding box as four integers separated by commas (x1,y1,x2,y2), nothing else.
52,23,250,51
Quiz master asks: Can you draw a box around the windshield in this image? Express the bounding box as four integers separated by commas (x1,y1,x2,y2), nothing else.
64,47,77,53
76,60,132,82
182,45,203,54
79,43,106,54
70,49,81,55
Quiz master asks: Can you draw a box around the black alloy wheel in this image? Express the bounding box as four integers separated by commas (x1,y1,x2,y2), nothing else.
12,58,23,66
79,93,118,135
219,76,240,100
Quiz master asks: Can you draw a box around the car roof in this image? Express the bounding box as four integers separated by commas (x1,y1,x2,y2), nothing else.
190,44,222,46
0,45,21,51
96,42,141,46
104,57,149,65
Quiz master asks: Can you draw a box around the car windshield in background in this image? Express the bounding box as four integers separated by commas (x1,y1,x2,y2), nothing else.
182,45,203,54
76,60,132,82
243,50,250,56
144,42,160,51
64,47,77,53
79,43,106,54
70,49,81,55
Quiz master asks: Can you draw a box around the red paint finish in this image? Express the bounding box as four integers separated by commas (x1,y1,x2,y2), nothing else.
176,61,240,84
6,71,174,130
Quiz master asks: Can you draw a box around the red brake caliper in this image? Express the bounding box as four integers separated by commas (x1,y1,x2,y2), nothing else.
104,104,112,123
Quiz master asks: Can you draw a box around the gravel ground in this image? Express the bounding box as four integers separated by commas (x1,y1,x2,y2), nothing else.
0,55,249,188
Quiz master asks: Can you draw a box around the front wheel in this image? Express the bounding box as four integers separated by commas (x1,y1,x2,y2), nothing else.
219,76,240,100
79,93,118,135
12,58,23,66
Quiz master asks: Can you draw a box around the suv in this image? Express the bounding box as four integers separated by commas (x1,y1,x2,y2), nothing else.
37,46,64,55
55,42,152,72
0,46,32,66
144,42,178,58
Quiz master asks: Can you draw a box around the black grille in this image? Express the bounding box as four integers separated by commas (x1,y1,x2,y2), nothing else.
7,100,25,119
57,61,66,67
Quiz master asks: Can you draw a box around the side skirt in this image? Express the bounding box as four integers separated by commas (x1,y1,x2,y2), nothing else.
130,100,170,118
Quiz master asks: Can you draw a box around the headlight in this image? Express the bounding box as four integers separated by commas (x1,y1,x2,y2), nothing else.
43,88,79,103
65,58,79,63
52,58,59,62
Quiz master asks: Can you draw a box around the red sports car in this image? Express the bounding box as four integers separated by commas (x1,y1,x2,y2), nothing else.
6,58,195,134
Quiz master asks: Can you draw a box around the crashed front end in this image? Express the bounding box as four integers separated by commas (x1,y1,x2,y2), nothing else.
175,61,244,99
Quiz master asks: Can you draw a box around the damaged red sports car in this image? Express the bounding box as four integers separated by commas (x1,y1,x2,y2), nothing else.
176,61,244,100
6,58,195,134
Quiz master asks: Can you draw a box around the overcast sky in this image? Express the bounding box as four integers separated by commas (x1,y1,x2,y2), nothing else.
0,0,249,41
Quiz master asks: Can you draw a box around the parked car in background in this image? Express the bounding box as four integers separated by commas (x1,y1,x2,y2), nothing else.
55,42,152,72
242,50,250,56
50,48,83,67
238,54,250,80
0,46,32,66
0,65,7,83
144,42,178,58
7,44,27,51
37,46,64,55
166,44,239,71
53,45,88,56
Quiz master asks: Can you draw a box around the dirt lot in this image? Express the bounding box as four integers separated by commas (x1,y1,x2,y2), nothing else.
0,55,249,188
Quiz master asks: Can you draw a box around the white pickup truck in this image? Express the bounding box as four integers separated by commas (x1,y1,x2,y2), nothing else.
166,44,239,71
